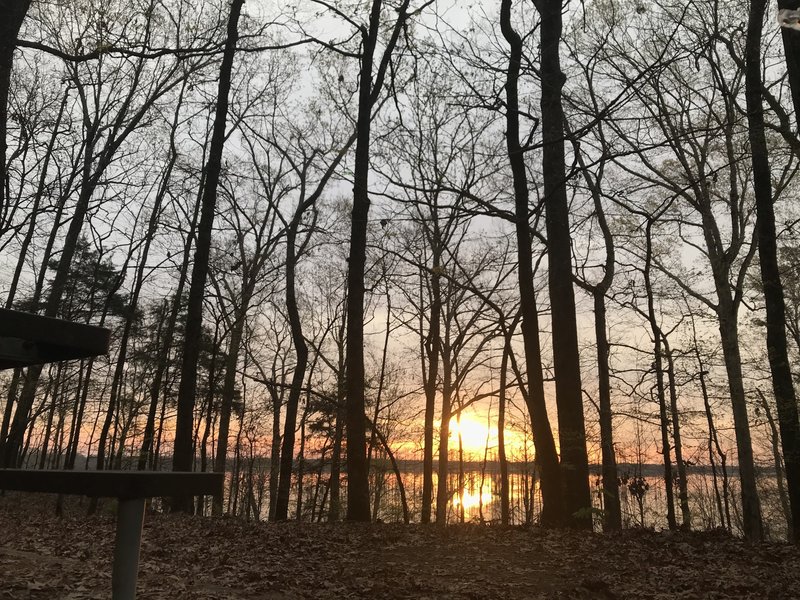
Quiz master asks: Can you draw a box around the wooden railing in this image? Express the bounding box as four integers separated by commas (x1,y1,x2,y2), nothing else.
0,469,223,600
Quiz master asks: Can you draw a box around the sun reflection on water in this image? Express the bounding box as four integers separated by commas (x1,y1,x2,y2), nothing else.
452,488,494,510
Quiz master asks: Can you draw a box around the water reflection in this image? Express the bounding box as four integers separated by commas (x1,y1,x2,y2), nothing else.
453,486,494,511
221,461,788,539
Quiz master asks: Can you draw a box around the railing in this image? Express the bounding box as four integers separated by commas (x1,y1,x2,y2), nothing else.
0,469,223,600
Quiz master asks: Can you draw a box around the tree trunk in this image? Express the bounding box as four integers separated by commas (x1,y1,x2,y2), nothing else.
345,0,384,523
714,294,764,540
500,0,563,528
266,379,282,521
275,225,309,521
327,364,345,522
536,0,591,529
213,307,248,515
199,323,222,514
295,404,308,521
422,253,442,524
570,123,620,531
593,290,621,531
138,204,200,469
435,358,453,524
366,416,409,524
747,0,800,543
0,0,32,212
63,359,88,469
366,280,391,518
663,340,691,529
345,0,412,522
38,363,63,469
759,389,792,538
690,313,731,530
644,220,677,531
139,99,205,471
0,369,20,465
778,0,800,129
171,0,243,511
498,334,511,526
457,412,465,524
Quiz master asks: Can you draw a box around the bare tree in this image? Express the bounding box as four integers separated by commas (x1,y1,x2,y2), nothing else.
3,0,209,467
172,0,244,511
534,0,592,527
319,0,429,522
746,0,800,542
500,0,564,527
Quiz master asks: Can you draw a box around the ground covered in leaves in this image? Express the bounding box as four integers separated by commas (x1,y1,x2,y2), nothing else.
1,493,798,599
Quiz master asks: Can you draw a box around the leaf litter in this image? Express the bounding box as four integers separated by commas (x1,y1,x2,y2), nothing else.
1,493,798,599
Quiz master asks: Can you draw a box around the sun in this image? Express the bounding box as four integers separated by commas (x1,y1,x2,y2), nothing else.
448,414,494,453
446,412,530,458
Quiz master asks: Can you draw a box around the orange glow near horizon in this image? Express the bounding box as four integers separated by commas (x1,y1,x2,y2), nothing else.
387,410,534,460
447,412,529,458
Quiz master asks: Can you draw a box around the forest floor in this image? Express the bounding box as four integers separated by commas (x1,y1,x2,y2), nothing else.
1,493,799,599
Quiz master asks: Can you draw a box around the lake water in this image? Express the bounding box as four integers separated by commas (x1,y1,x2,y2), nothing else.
222,459,790,539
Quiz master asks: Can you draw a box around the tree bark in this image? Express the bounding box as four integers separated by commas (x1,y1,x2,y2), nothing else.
759,389,793,538
421,254,442,524
663,339,691,529
345,0,384,523
500,0,563,527
569,122,621,531
593,290,621,531
327,349,345,522
212,311,245,514
0,0,31,212
689,311,731,530
171,0,243,511
747,0,800,543
498,335,511,526
435,354,454,524
644,220,677,531
275,223,309,521
536,0,591,528
778,0,800,129
266,378,282,521
345,0,413,522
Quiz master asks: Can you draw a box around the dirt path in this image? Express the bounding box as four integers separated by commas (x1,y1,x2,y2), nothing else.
2,494,798,599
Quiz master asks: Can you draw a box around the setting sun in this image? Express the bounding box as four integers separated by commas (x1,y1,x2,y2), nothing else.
446,413,528,458
448,414,493,449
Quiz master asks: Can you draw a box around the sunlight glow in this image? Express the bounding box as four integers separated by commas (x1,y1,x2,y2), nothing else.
453,488,494,510
447,413,529,457
391,407,535,460
449,414,493,449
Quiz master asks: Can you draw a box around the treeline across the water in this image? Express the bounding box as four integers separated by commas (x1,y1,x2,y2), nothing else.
205,459,788,538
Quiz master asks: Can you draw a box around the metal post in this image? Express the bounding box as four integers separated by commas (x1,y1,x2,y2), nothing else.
111,497,146,600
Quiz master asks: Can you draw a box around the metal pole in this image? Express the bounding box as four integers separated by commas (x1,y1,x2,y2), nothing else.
111,497,146,600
